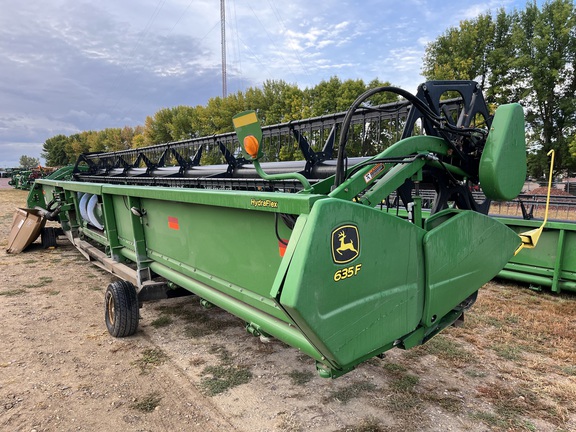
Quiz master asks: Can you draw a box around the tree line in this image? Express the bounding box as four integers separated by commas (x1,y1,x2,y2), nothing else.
42,0,575,179
41,78,396,167
423,0,575,178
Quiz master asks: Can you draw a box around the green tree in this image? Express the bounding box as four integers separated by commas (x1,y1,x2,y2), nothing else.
100,128,122,152
514,0,576,177
63,131,98,161
423,0,576,177
131,125,146,148
203,92,247,133
19,155,40,169
132,134,146,148
487,10,516,104
309,76,342,116
143,108,176,145
423,14,496,88
42,134,70,166
166,106,198,140
39,74,409,165
121,126,140,149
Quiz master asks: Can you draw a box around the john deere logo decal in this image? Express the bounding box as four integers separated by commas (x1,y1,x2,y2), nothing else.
331,225,360,264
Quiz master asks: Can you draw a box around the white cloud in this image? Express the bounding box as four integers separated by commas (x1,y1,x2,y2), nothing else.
283,21,357,53
462,4,492,19
417,36,431,47
0,0,531,166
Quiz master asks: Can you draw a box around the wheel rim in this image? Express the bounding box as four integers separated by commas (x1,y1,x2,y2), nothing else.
106,292,115,326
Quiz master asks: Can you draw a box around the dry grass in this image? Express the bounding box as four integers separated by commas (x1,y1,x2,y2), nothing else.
286,369,315,386
466,282,576,365
451,281,576,429
199,345,252,396
133,348,168,374
325,380,378,404
375,280,576,430
131,392,162,412
155,302,240,338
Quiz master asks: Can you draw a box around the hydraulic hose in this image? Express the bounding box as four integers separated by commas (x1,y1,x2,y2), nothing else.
335,86,437,187
334,85,487,187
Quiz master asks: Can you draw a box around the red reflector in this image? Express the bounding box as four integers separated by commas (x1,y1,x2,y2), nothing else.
168,216,179,230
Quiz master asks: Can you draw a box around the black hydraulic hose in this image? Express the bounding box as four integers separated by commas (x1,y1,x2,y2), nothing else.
334,86,488,188
335,87,389,187
35,205,61,221
275,213,288,246
335,86,439,187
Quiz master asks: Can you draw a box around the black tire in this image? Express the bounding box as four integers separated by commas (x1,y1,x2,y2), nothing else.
41,227,58,249
104,280,139,337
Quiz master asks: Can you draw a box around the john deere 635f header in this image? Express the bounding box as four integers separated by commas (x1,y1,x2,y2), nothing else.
26,81,527,377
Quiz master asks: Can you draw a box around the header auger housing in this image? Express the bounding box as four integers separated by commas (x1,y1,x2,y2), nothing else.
26,81,527,378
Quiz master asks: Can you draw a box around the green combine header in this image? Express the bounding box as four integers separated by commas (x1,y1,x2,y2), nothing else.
24,81,528,377
9,166,56,190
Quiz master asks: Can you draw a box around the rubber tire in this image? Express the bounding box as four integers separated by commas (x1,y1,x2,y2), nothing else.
105,280,139,337
41,227,58,249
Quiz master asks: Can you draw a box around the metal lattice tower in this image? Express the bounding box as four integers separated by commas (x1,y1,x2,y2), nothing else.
220,0,227,98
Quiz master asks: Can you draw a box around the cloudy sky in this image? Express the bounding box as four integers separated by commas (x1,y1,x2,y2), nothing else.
0,0,535,167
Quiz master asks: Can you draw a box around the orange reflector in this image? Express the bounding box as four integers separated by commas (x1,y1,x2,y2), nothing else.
279,240,288,257
244,135,260,159
168,216,179,230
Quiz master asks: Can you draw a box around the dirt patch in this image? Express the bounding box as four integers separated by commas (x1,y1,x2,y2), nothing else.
0,177,11,189
1,188,575,431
